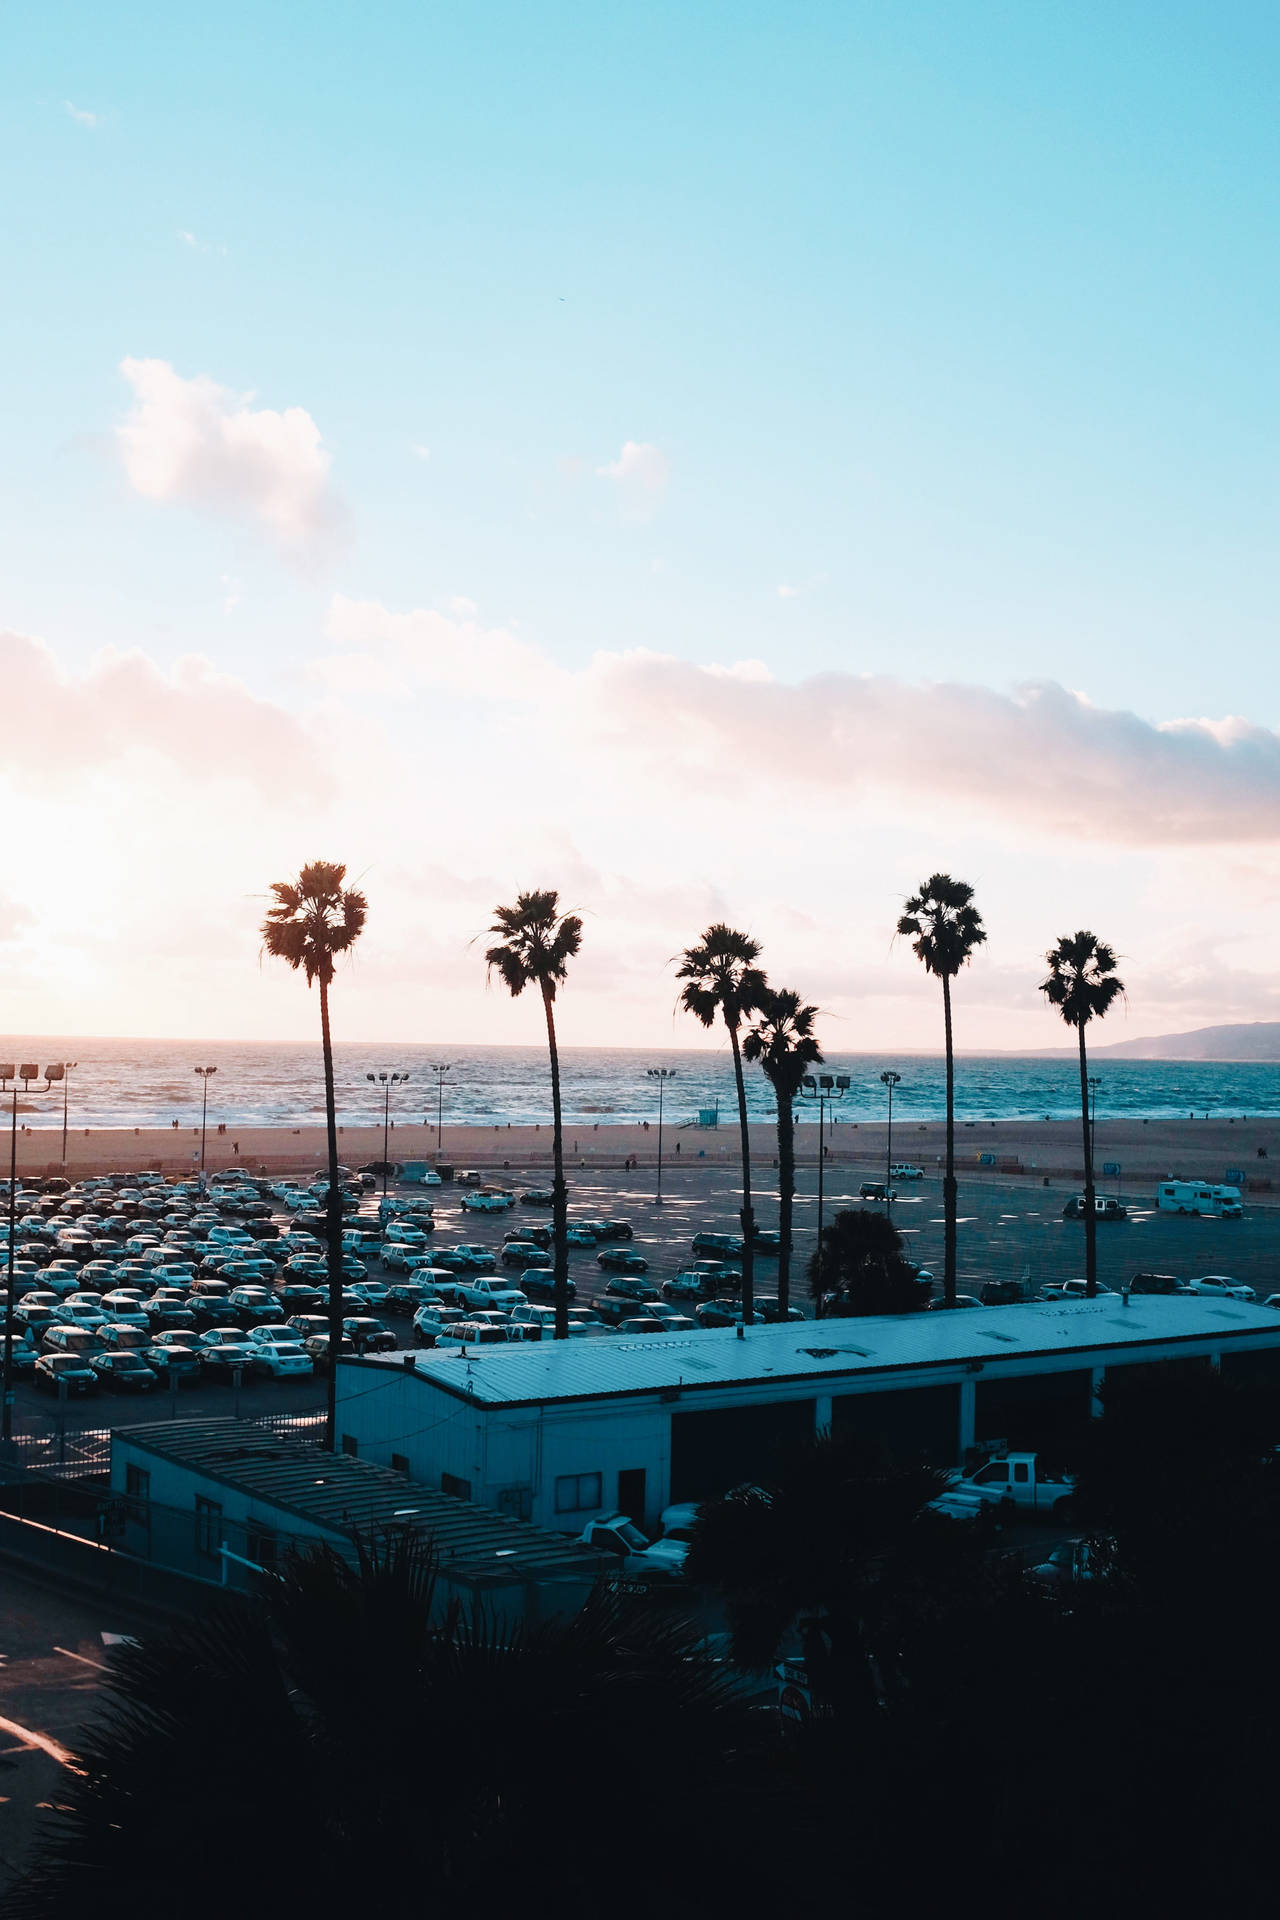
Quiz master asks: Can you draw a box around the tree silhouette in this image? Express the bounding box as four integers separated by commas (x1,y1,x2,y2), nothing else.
808,1208,928,1317
1040,930,1123,1297
897,875,985,1307
486,891,582,1337
744,987,822,1315
677,925,767,1320
262,860,367,1447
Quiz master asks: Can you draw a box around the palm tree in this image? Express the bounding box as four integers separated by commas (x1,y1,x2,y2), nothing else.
262,861,367,1447
743,987,822,1316
897,875,985,1309
808,1208,928,1317
1040,931,1124,1298
486,891,582,1339
11,1536,763,1918
677,925,768,1322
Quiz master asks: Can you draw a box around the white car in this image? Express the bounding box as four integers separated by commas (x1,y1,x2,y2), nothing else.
458,1278,527,1313
348,1279,390,1309
1185,1274,1256,1301
249,1340,314,1379
889,1164,924,1181
412,1302,453,1344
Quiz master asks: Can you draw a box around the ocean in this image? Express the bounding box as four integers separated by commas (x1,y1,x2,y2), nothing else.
1,1038,1278,1131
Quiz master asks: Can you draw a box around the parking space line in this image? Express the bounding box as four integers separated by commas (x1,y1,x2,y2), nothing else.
0,1714,84,1773
53,1646,108,1671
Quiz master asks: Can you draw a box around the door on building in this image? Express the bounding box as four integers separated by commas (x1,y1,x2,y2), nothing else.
617,1468,647,1527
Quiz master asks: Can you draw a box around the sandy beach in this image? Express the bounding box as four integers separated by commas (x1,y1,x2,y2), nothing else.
6,1111,1280,1198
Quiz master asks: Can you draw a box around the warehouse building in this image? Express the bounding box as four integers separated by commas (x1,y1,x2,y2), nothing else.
334,1296,1280,1535
109,1418,605,1622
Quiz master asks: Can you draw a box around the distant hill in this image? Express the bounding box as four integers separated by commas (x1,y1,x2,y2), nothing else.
1087,1022,1280,1062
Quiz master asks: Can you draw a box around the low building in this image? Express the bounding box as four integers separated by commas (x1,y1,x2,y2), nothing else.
334,1296,1280,1534
109,1418,605,1624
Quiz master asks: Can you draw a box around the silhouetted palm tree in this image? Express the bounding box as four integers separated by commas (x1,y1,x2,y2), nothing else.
262,861,367,1447
1040,930,1124,1298
808,1208,928,1317
897,875,985,1308
11,1535,762,1919
744,987,822,1315
486,890,582,1338
677,925,767,1320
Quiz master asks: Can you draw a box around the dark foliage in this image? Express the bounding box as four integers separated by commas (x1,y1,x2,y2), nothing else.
808,1208,928,1315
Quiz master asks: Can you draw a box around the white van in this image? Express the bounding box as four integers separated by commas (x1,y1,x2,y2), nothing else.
1156,1181,1242,1219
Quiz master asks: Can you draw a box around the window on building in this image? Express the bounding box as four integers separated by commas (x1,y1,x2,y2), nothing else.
441,1472,472,1501
246,1523,278,1569
194,1496,222,1558
341,1434,358,1457
555,1472,603,1515
391,1453,409,1475
125,1463,150,1526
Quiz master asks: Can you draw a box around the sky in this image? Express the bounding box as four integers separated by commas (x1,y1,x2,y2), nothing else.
5,2,1280,1053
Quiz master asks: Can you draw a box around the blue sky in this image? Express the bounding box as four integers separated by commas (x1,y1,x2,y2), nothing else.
4,4,1280,1047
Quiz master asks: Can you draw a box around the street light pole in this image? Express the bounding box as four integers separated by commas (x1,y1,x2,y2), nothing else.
646,1068,676,1204
194,1066,217,1187
59,1061,78,1165
367,1072,410,1199
430,1064,451,1151
2,1064,55,1444
798,1074,850,1317
880,1070,901,1214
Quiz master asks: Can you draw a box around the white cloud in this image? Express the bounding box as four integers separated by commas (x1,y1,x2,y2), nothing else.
777,584,800,598
220,574,240,615
115,358,342,548
65,102,98,128
318,596,566,704
177,230,227,256
0,626,326,798
448,595,478,616
413,444,431,461
596,440,669,520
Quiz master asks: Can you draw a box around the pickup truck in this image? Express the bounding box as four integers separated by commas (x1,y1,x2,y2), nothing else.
460,1189,515,1212
457,1278,527,1313
576,1512,688,1580
931,1452,1076,1520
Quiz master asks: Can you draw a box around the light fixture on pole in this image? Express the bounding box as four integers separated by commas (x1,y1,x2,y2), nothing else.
645,1068,677,1204
429,1064,451,1150
797,1073,851,1317
880,1070,902,1211
367,1071,411,1199
1,1063,57,1444
193,1066,217,1186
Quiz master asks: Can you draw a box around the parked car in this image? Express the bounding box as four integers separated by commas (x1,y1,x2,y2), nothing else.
517,1268,577,1302
384,1280,436,1313
304,1334,358,1370
437,1318,518,1346
691,1232,744,1258
249,1340,314,1379
34,1353,99,1396
564,1226,598,1248
143,1342,202,1381
42,1324,105,1357
617,1316,668,1335
593,1220,634,1242
978,1280,1027,1306
694,1302,765,1328
504,1225,551,1251
286,1314,331,1342
754,1297,805,1323
342,1316,397,1353
90,1350,158,1393
602,1275,659,1303
859,1182,896,1202
597,1249,649,1275
198,1333,260,1379
97,1291,150,1328
889,1164,924,1181
1185,1274,1256,1301
275,1282,326,1311
228,1286,283,1325
520,1188,554,1206
501,1242,550,1269
348,1279,390,1309
432,1246,497,1274
1127,1272,1188,1296
1063,1195,1128,1221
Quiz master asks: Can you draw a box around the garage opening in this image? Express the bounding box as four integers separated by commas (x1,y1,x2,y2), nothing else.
832,1384,961,1466
975,1369,1093,1466
670,1399,816,1504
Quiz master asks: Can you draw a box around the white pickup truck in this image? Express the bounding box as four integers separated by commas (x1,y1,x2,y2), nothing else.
456,1277,527,1313
460,1190,515,1213
577,1513,689,1580
931,1452,1076,1520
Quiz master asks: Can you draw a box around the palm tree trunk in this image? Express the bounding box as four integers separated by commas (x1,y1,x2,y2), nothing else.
942,972,957,1309
1078,1023,1097,1297
543,986,569,1340
776,1084,795,1316
728,1022,755,1321
320,973,341,1450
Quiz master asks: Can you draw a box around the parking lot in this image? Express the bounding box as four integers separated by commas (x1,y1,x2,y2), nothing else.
8,1159,1280,1441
